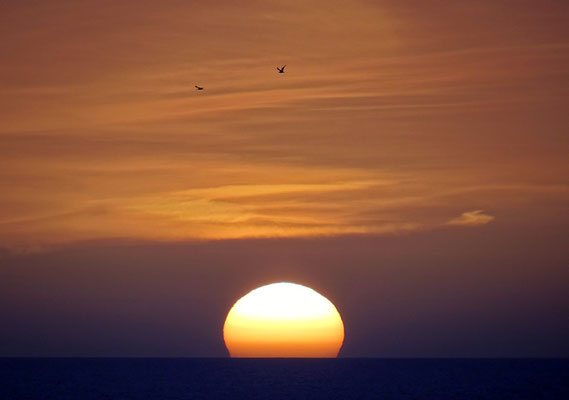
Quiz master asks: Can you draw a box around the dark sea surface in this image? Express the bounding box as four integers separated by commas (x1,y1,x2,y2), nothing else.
1,358,568,400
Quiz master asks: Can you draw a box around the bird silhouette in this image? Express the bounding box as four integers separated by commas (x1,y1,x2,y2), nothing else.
276,65,286,73
195,85,204,90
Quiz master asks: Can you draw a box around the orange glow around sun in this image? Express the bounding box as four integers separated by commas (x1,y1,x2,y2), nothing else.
223,282,344,358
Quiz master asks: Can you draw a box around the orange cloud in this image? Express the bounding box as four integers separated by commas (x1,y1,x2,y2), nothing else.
1,1,568,251
447,210,495,227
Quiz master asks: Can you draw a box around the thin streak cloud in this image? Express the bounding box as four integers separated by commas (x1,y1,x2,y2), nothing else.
447,210,495,227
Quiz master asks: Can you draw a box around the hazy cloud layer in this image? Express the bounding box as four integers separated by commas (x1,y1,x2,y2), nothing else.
1,0,568,250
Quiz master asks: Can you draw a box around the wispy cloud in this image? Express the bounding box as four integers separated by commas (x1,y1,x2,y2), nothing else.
1,0,568,250
447,210,495,227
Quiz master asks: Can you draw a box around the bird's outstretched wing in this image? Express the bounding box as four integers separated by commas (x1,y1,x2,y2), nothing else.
282,65,286,70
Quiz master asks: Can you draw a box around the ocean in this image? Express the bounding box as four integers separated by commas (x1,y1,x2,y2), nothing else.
1,358,568,399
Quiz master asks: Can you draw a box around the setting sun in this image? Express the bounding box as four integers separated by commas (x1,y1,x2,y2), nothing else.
223,282,344,358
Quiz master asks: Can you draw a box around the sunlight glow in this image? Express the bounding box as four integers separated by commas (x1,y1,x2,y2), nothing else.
223,282,344,357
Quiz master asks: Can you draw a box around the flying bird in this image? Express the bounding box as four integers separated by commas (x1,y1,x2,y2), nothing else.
276,65,286,73
195,85,203,90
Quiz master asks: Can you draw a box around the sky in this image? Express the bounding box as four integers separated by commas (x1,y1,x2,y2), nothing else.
1,0,568,357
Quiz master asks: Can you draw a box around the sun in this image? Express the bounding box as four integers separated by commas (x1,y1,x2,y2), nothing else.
223,282,344,357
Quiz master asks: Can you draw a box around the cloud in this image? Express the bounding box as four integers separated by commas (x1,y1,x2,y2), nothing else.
0,0,568,250
447,210,495,227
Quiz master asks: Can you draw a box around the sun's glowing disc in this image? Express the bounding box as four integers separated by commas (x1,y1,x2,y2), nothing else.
223,282,344,357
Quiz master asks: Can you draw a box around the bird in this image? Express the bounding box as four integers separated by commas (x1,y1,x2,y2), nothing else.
195,85,204,90
276,65,286,73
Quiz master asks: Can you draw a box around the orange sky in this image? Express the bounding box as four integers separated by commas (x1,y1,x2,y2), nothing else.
1,0,568,252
